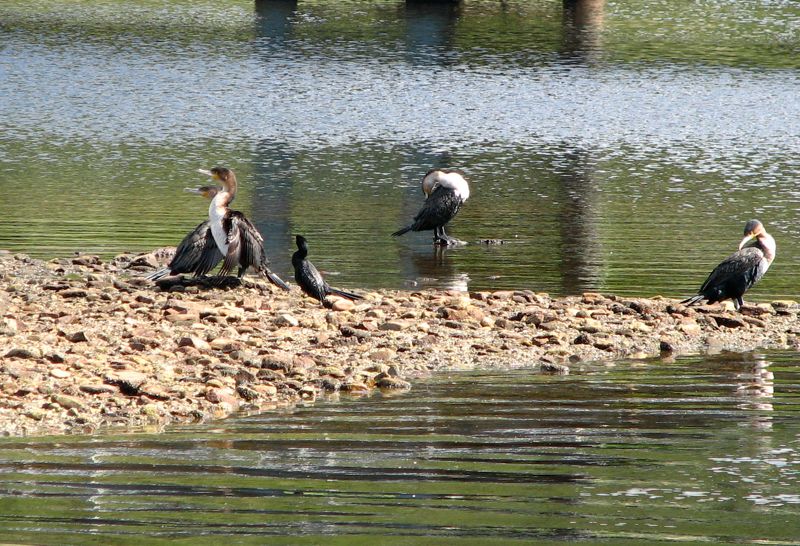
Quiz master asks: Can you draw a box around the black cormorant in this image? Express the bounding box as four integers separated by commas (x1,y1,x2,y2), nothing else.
195,167,289,290
392,169,470,245
681,219,776,311
291,235,363,307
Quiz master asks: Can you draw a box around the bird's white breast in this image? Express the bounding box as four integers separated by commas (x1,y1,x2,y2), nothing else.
209,196,229,254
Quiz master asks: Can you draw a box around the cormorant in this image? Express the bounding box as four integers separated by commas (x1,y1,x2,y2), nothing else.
392,169,470,245
195,167,289,290
147,186,224,281
681,219,776,311
291,235,363,307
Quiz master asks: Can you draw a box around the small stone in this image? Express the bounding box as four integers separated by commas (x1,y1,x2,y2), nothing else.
52,394,84,410
79,383,116,395
206,387,239,409
711,315,747,329
299,385,317,399
49,368,71,379
60,289,88,298
139,383,171,400
64,331,89,343
209,338,239,351
379,320,411,332
5,347,42,359
369,349,395,361
573,333,592,345
376,376,411,390
743,316,766,328
540,362,570,375
275,314,300,327
330,298,355,312
321,378,342,392
24,408,46,421
0,317,18,336
178,336,211,351
105,371,147,395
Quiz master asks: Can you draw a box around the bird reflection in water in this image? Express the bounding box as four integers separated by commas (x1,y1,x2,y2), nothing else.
735,355,774,431
401,245,470,292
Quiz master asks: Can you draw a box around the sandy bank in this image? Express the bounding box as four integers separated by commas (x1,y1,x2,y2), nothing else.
1,251,799,437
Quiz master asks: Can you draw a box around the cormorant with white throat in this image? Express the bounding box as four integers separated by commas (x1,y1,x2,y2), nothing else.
195,167,290,290
292,235,363,307
681,219,776,311
392,169,470,246
147,185,224,281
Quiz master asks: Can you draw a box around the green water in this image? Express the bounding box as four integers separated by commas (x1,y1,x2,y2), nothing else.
1,0,799,299
0,351,798,544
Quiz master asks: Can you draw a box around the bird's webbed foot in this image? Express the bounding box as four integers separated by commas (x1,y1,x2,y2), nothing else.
433,227,466,246
433,235,466,246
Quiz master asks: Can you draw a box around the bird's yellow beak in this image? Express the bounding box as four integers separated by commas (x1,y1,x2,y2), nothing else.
738,233,756,250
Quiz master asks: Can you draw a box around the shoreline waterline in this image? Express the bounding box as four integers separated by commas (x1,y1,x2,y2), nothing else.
1,250,798,438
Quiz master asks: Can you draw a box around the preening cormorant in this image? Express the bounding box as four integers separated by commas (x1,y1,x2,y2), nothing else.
392,169,470,245
193,167,289,290
291,235,363,307
147,186,224,281
681,219,776,311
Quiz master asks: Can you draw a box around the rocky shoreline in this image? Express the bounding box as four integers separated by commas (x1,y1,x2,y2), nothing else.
1,250,799,438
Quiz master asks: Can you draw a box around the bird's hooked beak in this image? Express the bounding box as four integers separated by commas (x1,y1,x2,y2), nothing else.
738,233,757,250
197,168,214,178
184,187,204,194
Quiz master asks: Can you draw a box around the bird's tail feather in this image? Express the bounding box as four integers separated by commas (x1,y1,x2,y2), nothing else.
263,269,291,291
329,287,364,301
146,267,170,281
680,295,704,306
391,226,412,238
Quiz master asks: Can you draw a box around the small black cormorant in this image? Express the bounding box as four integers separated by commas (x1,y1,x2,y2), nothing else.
196,167,290,290
291,235,363,307
392,169,470,245
681,219,776,311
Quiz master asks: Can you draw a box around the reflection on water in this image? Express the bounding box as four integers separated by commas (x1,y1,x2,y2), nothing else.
0,351,799,543
1,0,800,299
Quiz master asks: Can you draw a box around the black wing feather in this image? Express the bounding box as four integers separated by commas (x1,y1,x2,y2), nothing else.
296,260,328,303
695,247,765,303
410,186,463,232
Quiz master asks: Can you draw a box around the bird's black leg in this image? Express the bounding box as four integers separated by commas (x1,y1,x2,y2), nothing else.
434,226,462,246
433,226,446,245
735,296,744,310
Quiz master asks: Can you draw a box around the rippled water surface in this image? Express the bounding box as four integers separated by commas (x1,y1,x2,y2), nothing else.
2,0,800,299
0,351,799,544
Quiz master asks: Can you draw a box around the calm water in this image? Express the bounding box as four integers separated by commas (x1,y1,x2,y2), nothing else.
1,0,800,298
0,351,799,544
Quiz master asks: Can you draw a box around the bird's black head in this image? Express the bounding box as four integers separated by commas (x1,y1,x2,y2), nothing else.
295,235,308,249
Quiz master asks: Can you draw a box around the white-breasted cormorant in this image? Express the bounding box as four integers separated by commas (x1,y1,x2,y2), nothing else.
292,235,363,307
681,219,776,311
392,169,470,245
147,185,225,281
196,167,290,290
